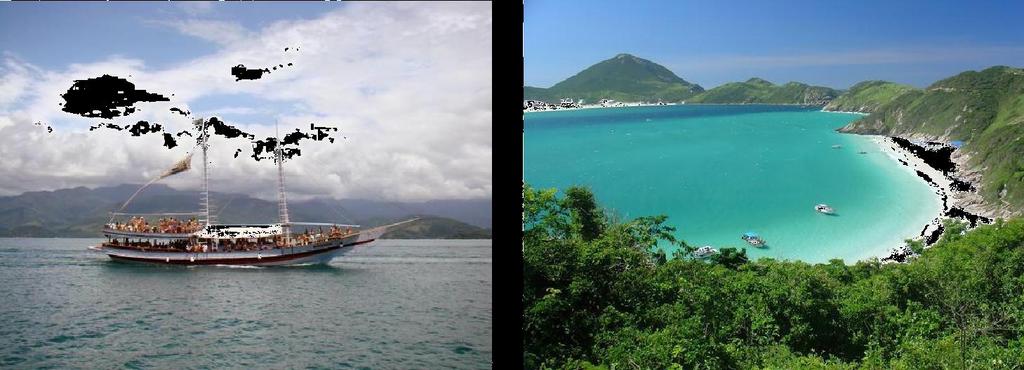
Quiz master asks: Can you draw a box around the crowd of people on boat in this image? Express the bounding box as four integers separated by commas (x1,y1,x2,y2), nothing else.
292,226,355,246
105,225,357,253
215,238,278,252
108,238,191,252
108,217,203,234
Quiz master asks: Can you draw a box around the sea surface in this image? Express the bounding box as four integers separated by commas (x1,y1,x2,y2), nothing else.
0,238,491,369
524,105,941,263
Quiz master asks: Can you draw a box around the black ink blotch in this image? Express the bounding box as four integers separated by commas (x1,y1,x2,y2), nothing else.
127,121,162,136
162,133,178,149
60,75,170,119
206,117,255,140
231,64,267,81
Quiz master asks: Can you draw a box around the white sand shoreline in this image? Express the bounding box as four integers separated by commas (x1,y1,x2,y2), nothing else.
867,135,951,261
821,109,869,116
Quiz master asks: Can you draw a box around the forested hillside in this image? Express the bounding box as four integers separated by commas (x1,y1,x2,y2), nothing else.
524,184,1024,369
838,66,1024,214
687,78,839,105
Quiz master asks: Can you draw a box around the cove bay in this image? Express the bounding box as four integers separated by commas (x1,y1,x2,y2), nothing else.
524,104,942,263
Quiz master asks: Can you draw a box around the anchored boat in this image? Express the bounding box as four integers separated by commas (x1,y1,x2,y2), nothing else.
815,204,835,214
89,118,415,266
692,245,718,258
741,231,766,247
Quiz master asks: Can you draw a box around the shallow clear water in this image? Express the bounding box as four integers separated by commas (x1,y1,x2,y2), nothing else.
0,238,491,369
524,105,941,263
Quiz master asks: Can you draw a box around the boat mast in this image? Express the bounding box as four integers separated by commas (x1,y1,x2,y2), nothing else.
199,117,211,226
275,121,291,244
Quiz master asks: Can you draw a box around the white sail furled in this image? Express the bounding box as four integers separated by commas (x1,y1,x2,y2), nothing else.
115,153,196,214
160,153,193,179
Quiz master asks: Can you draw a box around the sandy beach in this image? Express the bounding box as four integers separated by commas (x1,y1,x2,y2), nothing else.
822,109,869,115
867,135,986,261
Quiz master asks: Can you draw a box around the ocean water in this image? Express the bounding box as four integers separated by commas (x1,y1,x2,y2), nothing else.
0,238,491,369
524,105,942,263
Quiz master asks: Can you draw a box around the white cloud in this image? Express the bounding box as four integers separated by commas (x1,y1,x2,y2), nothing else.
0,3,492,202
204,106,268,115
176,2,215,17
146,19,252,46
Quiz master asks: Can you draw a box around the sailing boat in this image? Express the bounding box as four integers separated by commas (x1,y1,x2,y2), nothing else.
89,118,415,266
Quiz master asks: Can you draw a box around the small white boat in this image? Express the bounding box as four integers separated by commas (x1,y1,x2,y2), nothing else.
832,144,842,149
815,204,835,214
692,245,718,258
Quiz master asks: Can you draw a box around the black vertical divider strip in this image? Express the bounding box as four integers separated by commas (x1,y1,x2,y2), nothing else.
491,1,525,368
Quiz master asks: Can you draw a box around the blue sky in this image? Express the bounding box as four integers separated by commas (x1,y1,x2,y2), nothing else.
0,2,333,71
525,0,1024,89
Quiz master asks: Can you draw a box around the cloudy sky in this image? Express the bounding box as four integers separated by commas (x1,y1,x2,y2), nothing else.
0,2,491,202
525,0,1024,89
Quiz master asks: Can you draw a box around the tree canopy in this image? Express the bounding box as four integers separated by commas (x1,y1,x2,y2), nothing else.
523,183,1024,369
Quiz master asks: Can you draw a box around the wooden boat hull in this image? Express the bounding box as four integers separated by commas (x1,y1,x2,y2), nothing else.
93,239,374,266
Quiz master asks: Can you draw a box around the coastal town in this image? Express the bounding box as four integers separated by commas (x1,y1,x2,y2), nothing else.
523,97,672,112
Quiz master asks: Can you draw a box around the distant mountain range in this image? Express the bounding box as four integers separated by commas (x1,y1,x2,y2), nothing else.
525,53,839,105
0,184,491,238
525,53,1024,216
688,77,839,105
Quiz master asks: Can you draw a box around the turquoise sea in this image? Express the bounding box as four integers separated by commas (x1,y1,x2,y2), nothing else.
524,105,941,263
0,238,491,369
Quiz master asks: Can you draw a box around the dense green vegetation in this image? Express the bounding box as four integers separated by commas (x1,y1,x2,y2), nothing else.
524,184,1024,369
823,80,917,113
688,78,840,105
524,54,704,103
839,66,1024,212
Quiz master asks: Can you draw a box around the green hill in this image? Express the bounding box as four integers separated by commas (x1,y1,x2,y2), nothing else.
838,66,1024,212
823,80,918,113
688,77,840,105
368,215,491,239
524,53,704,103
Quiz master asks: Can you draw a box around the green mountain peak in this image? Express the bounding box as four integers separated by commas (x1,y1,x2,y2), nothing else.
524,54,704,103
